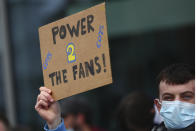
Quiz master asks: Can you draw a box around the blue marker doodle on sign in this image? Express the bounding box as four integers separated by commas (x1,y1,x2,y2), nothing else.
43,51,52,70
96,25,104,48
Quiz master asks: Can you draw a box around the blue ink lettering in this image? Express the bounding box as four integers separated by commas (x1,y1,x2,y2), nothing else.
43,51,52,70
96,25,104,48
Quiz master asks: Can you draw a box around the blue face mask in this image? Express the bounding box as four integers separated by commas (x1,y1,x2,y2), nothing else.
159,100,195,129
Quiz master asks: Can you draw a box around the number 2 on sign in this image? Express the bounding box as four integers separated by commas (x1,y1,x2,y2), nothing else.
66,42,76,63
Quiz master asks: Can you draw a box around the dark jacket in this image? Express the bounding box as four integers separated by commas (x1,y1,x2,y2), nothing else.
151,122,195,131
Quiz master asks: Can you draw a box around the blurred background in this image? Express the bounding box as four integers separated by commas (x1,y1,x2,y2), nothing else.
0,0,194,130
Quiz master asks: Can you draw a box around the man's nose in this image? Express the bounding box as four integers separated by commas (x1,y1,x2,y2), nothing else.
175,95,181,101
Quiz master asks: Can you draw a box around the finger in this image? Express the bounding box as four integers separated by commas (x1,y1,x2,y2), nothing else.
37,94,48,103
36,100,49,110
39,87,52,94
41,91,54,102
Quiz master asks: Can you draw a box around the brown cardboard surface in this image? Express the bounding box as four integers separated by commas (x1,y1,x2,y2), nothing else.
38,2,112,100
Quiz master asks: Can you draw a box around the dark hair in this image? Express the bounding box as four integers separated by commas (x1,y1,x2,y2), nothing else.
60,99,92,125
117,91,154,131
157,63,194,85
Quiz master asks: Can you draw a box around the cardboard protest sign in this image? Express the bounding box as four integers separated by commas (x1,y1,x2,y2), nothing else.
39,2,112,100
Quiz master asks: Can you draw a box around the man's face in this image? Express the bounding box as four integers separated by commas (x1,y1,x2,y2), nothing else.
155,80,195,111
0,121,7,131
63,114,77,129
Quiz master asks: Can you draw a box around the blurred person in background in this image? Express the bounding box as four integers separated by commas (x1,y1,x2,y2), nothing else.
61,100,76,131
61,99,106,131
116,91,155,131
153,64,195,131
0,113,10,131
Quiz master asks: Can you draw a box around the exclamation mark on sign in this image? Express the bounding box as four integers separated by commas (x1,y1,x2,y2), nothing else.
102,53,106,72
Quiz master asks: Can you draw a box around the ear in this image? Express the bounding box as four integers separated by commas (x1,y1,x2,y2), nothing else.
154,99,161,112
150,108,155,115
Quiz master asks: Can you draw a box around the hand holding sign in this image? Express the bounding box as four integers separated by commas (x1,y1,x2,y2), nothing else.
39,2,112,100
35,87,61,129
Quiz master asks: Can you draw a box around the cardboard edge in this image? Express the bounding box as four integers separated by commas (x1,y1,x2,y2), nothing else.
38,2,106,30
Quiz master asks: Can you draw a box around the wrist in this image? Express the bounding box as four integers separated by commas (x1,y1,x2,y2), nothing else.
47,116,61,129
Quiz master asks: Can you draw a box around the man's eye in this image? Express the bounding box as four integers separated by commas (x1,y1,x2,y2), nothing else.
163,96,174,101
182,95,193,100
